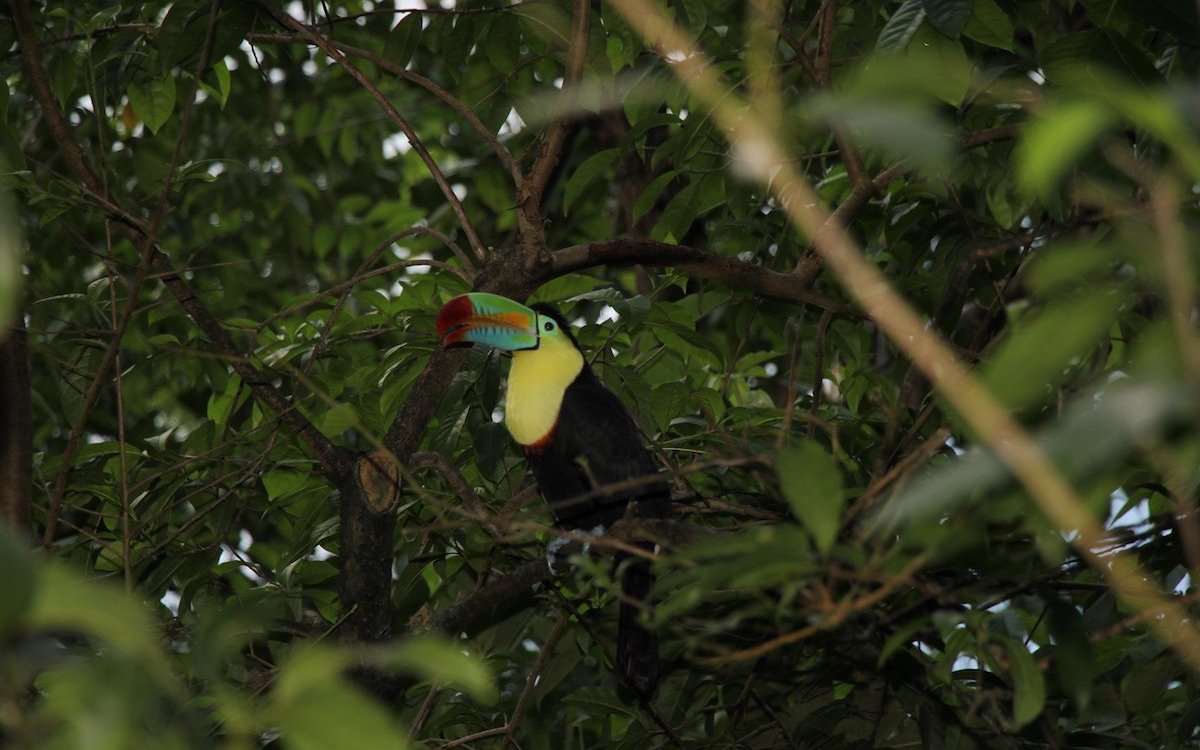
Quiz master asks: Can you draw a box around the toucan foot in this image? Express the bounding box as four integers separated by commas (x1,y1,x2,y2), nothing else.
544,525,607,574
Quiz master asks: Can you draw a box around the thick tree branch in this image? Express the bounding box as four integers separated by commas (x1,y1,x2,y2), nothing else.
521,0,590,208
11,2,102,194
516,0,591,271
423,515,710,640
429,557,555,636
551,238,859,316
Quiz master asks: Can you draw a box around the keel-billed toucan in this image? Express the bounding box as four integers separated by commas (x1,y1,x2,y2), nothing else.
437,292,670,697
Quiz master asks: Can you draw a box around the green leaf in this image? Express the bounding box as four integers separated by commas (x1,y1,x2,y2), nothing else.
805,95,954,171
128,76,177,135
1026,239,1121,294
563,148,618,216
377,636,497,703
979,288,1126,410
210,60,231,109
1016,100,1112,200
870,382,1191,532
1121,654,1183,714
207,372,242,425
877,0,926,53
316,402,357,437
632,171,675,224
679,0,708,34
48,52,77,107
0,526,36,633
263,469,310,502
274,647,411,750
485,14,521,71
962,0,1013,50
986,177,1018,228
1094,85,1200,181
907,25,972,106
1002,635,1045,728
29,565,173,683
1048,600,1093,710
651,173,726,242
385,14,423,68
778,442,844,553
921,0,973,38
159,4,206,68
1041,31,1162,91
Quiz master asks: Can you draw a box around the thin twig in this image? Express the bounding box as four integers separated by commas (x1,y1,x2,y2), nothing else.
410,451,488,521
704,554,929,664
248,32,522,184
1151,178,1200,583
254,3,487,262
436,727,509,749
502,616,569,749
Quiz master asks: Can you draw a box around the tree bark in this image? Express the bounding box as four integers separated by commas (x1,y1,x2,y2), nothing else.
0,326,32,535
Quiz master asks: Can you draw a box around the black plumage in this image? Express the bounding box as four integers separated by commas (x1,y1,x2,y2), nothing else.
523,305,670,698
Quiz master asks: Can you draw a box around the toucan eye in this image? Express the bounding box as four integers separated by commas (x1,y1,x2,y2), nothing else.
543,321,554,332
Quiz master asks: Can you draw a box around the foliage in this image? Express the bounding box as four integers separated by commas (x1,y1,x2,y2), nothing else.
2,0,1200,747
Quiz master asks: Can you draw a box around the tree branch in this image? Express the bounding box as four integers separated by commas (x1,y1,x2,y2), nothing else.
550,238,859,316
793,126,1024,280
516,0,591,271
502,615,568,749
810,1,868,190
0,328,32,535
793,161,906,281
11,2,102,194
521,0,590,208
410,450,488,521
428,557,555,636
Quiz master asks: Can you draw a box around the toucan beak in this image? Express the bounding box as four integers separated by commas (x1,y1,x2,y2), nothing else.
437,293,540,351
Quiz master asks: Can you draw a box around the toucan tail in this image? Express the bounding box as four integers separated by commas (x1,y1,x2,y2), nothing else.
615,546,658,699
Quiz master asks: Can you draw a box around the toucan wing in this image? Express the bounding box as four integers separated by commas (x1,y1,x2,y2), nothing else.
552,369,670,526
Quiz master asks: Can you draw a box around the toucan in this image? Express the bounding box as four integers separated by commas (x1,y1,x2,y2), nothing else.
436,292,670,698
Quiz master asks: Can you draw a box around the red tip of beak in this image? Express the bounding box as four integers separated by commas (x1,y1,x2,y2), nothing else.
436,294,476,346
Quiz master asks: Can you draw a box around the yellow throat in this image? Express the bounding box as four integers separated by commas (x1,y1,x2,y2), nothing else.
504,332,584,446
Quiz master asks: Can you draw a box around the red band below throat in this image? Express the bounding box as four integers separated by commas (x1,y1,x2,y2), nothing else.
521,425,556,455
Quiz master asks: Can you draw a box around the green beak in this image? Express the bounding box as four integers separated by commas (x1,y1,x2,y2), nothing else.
436,292,540,351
